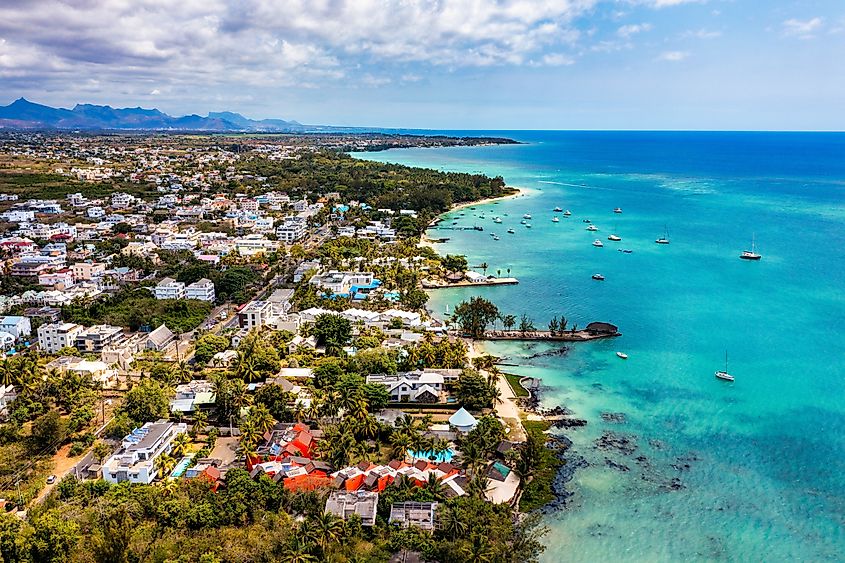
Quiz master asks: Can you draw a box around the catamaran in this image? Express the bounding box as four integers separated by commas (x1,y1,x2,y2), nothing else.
740,234,762,260
715,352,734,382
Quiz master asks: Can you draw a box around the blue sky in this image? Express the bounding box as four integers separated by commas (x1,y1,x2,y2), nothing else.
0,0,843,130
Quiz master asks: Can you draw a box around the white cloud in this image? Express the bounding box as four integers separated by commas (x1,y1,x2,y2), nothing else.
149,89,160,95
782,17,823,39
0,0,597,95
657,50,689,61
617,23,653,38
681,28,721,39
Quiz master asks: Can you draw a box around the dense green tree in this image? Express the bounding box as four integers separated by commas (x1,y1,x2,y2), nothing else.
194,333,230,365
399,287,429,310
454,369,496,411
353,347,398,375
441,254,468,272
452,297,500,338
121,379,170,424
28,410,67,455
312,314,352,355
254,383,293,422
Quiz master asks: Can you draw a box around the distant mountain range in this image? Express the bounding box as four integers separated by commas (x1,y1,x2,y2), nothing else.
0,98,306,132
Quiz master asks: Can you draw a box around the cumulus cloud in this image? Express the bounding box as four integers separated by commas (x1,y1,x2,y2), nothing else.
617,23,653,38
0,0,598,98
782,17,823,39
657,50,689,61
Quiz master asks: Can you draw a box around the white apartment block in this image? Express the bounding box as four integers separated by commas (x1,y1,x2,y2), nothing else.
238,300,275,330
102,421,188,484
185,278,215,302
154,277,186,300
276,217,306,243
75,324,124,353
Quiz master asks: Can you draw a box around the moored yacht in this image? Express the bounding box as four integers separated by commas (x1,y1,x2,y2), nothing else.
614,207,623,214
715,352,734,382
563,210,572,216
592,273,605,281
592,239,604,247
740,234,762,260
656,226,670,244
552,217,560,223
608,234,621,241
493,217,502,223
523,213,532,220
507,228,515,234
586,225,598,231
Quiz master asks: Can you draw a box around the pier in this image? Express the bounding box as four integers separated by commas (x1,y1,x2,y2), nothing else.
422,277,519,289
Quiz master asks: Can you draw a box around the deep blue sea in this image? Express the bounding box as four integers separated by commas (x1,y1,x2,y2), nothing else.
352,131,845,562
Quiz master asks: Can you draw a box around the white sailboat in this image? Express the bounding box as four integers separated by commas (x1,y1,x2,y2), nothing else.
715,351,734,382
656,226,670,245
740,234,762,260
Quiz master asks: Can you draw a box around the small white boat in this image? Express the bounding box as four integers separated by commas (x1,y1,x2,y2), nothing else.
525,224,532,228
493,235,500,241
587,225,598,231
507,228,515,234
740,234,762,260
564,210,572,216
494,217,502,223
593,239,604,247
552,217,560,223
592,273,605,281
656,226,670,245
523,213,532,219
583,219,591,223
608,234,621,241
520,219,527,224
616,352,628,359
715,351,734,382
553,207,563,212
614,208,623,214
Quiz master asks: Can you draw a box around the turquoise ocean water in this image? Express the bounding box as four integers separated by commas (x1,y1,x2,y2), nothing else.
353,131,845,562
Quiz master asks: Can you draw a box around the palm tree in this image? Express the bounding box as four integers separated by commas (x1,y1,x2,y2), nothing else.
425,473,446,499
502,314,516,332
249,403,275,434
239,419,261,447
240,440,259,468
278,535,318,563
171,432,191,458
357,414,381,440
441,506,467,540
191,410,208,437
460,534,495,563
174,360,192,383
313,512,344,552
390,431,414,460
156,453,176,478
496,268,501,278
479,262,488,276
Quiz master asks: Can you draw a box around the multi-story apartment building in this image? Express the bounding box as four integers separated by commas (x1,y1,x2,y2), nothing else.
154,278,186,300
37,322,84,354
185,278,215,302
75,324,124,353
102,421,188,484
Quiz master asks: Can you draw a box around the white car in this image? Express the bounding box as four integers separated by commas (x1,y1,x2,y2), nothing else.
46,475,56,484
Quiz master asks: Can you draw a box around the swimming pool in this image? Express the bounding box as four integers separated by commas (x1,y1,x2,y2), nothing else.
407,449,454,464
169,455,193,478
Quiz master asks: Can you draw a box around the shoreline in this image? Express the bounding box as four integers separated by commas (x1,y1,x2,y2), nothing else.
419,185,537,251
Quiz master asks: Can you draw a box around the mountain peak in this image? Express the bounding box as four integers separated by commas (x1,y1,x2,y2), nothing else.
0,97,303,132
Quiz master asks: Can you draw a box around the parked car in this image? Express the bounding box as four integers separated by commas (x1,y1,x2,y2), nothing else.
46,475,56,484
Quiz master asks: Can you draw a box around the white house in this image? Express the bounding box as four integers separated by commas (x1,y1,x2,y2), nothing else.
185,278,215,302
102,421,188,484
0,316,31,340
154,277,186,300
37,322,84,354
276,217,307,243
366,372,445,403
238,301,275,330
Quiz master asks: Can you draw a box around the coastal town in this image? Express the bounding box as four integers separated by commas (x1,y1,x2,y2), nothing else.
0,131,609,562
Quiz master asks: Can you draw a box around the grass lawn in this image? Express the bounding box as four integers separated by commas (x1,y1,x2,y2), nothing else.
503,373,529,397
